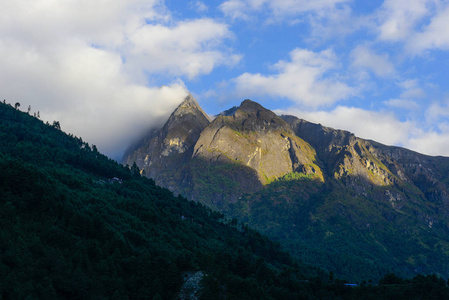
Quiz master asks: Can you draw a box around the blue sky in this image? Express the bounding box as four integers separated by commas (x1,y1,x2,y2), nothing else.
1,0,449,159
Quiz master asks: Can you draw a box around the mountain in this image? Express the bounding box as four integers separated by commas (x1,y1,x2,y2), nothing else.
0,101,330,299
123,97,449,282
4,100,449,299
123,97,322,208
122,94,211,179
193,100,322,184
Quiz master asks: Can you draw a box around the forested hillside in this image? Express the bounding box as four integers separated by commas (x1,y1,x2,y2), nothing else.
2,101,449,299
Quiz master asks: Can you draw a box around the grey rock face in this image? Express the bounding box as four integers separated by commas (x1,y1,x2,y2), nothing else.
122,94,210,179
178,271,204,300
123,98,449,211
282,114,449,205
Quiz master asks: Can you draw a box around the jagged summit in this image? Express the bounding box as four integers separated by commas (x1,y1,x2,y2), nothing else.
192,99,322,185
123,97,449,211
217,99,274,117
216,99,267,118
171,94,211,122
161,94,211,145
122,98,323,202
239,98,264,110
122,94,210,179
214,99,290,133
216,105,239,117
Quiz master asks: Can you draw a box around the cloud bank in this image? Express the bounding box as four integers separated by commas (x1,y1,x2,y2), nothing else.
0,0,236,159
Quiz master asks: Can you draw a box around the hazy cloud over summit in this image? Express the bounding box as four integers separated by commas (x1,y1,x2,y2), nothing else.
0,0,233,158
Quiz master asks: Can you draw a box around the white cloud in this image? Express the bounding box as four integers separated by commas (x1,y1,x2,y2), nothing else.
426,100,449,123
264,0,348,16
0,37,189,159
383,79,424,110
399,88,425,100
397,79,426,99
0,0,237,158
384,99,419,110
375,0,449,54
232,48,353,108
220,0,349,21
220,0,251,20
351,45,396,77
126,19,239,80
376,0,430,41
407,4,449,53
407,125,449,156
190,1,208,13
306,4,360,43
406,100,449,156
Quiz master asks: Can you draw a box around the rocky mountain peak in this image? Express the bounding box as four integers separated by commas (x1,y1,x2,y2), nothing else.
171,94,211,121
239,99,267,111
192,100,322,185
216,106,239,117
218,99,289,133
122,94,210,179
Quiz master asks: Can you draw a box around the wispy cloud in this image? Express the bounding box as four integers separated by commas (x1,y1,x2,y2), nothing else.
375,0,449,54
407,4,449,53
220,0,349,21
351,45,396,78
126,19,239,80
190,1,208,13
376,0,430,42
231,48,354,108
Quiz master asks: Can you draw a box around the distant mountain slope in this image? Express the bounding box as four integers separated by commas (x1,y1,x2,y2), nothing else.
123,98,449,282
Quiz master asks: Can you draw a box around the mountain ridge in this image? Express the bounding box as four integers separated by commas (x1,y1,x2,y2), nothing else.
122,94,211,179
123,97,449,281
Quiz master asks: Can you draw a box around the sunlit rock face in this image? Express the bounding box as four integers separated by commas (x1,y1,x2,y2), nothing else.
282,115,449,207
193,100,322,184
